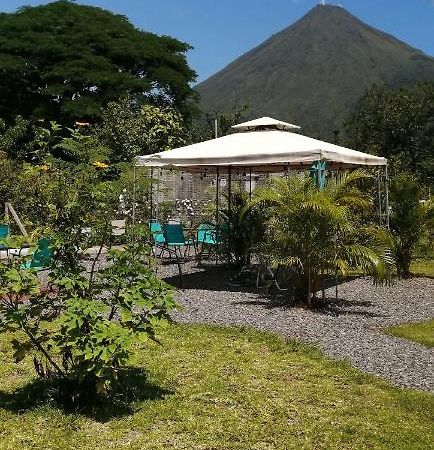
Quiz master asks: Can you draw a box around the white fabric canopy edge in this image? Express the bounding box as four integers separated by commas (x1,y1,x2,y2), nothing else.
135,129,387,172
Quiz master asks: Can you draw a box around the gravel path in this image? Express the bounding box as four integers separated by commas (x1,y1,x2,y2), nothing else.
159,263,434,392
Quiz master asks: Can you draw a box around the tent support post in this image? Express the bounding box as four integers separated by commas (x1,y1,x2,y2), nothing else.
385,164,390,229
377,169,382,226
150,168,154,220
249,168,252,200
228,166,232,264
215,167,220,265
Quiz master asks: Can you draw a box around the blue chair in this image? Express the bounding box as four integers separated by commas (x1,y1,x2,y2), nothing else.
163,223,196,258
0,224,9,251
149,221,166,245
196,222,227,262
20,237,53,270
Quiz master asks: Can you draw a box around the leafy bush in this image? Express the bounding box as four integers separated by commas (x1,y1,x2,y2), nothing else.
388,172,433,278
244,171,391,307
0,234,176,405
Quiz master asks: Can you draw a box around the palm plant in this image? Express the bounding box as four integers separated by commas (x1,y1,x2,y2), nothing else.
388,173,433,278
244,171,391,307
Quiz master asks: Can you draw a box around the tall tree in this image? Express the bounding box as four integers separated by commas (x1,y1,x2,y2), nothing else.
346,83,434,186
95,97,186,162
0,1,197,124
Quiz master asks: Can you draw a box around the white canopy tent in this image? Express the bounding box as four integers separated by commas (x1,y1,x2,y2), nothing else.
134,117,389,227
135,116,386,172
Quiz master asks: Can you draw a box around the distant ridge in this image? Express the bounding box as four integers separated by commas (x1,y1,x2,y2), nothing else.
196,4,434,138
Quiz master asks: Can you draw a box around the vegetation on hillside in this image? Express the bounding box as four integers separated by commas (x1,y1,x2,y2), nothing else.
196,4,434,139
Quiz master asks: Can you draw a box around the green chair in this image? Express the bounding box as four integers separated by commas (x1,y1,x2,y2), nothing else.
196,222,227,262
163,223,195,258
0,224,9,251
149,221,166,245
20,237,53,270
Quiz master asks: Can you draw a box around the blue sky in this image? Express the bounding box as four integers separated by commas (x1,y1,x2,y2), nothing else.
1,0,434,82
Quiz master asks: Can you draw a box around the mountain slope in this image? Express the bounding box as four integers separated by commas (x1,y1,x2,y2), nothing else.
195,4,434,138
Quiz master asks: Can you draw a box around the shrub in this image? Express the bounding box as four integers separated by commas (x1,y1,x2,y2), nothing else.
389,173,433,278
244,171,391,307
0,233,176,404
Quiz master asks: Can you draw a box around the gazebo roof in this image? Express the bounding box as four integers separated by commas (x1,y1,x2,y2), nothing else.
231,116,301,132
135,117,386,173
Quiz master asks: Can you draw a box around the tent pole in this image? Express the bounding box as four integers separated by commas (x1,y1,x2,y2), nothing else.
150,168,154,220
249,168,252,201
215,166,220,265
228,166,232,264
385,164,390,229
214,117,218,139
377,169,382,226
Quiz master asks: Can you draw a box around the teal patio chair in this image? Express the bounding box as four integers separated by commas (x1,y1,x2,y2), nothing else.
196,222,228,263
149,221,166,245
20,237,53,270
0,224,9,252
163,223,196,258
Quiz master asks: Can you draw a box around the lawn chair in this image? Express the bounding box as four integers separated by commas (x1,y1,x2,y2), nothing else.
148,221,190,289
149,221,166,245
163,223,196,259
0,224,9,254
20,237,53,270
196,222,228,263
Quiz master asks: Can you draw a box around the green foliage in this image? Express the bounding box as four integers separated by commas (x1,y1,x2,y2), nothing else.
347,83,434,186
95,97,186,162
0,0,197,124
244,171,392,306
0,233,176,403
189,107,248,143
219,186,264,267
388,173,433,278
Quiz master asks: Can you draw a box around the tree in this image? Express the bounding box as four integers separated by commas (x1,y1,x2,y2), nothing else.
346,83,434,186
0,1,197,124
189,106,248,143
95,97,187,162
388,173,433,278
244,172,391,307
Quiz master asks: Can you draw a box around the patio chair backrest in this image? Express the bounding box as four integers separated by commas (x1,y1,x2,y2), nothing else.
30,237,53,269
163,223,186,245
197,223,218,245
0,224,9,239
149,221,165,244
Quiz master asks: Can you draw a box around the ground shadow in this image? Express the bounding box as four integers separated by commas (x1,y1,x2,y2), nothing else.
0,367,173,422
162,265,262,294
312,296,385,318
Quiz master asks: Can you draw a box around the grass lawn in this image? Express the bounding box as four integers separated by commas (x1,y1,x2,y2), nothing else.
411,258,434,278
0,324,433,450
386,319,434,348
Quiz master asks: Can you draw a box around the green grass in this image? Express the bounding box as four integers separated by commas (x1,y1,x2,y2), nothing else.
386,319,434,348
411,258,434,278
0,324,433,450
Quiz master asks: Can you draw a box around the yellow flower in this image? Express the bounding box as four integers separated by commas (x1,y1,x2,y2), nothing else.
40,164,50,172
93,160,109,169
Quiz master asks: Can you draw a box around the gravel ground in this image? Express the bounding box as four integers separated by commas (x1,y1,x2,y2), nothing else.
159,262,434,392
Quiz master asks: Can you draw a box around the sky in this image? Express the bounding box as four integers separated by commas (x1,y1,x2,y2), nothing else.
1,0,434,83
